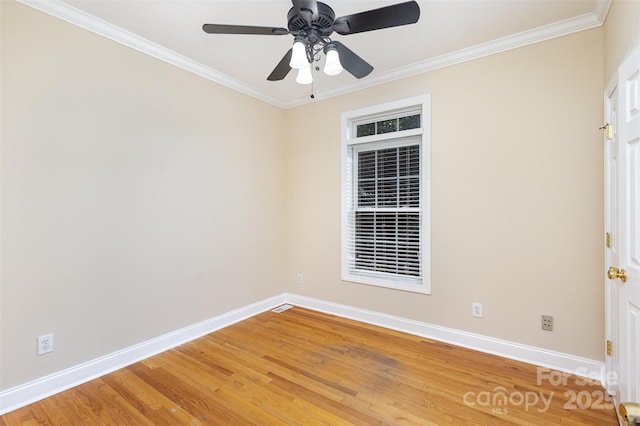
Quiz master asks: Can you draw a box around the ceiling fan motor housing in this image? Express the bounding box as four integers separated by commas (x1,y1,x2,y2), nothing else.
287,2,335,37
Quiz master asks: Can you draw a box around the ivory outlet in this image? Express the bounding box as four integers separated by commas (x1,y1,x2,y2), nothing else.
472,303,483,318
296,273,303,284
542,315,554,331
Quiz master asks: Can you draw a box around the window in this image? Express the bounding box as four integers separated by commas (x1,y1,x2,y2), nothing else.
341,96,430,294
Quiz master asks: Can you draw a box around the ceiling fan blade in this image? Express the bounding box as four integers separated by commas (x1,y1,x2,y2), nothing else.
333,41,373,79
267,49,293,81
202,24,289,36
333,1,420,35
292,0,319,25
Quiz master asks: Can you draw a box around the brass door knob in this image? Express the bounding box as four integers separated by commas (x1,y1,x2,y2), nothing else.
608,266,628,283
619,402,640,425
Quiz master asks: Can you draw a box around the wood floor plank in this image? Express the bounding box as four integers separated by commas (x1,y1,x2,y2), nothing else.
71,377,155,425
1,306,618,425
99,368,201,424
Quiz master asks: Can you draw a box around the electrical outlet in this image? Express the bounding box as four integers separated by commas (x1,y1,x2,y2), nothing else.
472,303,483,318
37,333,54,355
296,273,303,284
542,315,553,331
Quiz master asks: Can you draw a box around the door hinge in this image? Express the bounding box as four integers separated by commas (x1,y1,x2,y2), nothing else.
600,123,614,139
606,232,612,248
606,340,613,356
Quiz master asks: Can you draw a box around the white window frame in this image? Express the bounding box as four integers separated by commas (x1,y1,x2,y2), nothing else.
341,95,431,294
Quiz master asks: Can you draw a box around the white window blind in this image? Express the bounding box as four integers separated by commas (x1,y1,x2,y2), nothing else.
351,143,421,278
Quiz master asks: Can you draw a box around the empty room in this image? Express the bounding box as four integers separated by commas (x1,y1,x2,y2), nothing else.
1,0,639,424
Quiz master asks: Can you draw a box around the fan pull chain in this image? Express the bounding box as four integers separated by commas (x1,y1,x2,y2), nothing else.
310,60,319,99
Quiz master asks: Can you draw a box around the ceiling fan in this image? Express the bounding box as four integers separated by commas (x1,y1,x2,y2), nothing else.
202,0,420,84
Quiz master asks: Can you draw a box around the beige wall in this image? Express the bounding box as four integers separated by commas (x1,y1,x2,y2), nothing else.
284,28,605,360
604,0,640,83
1,2,286,389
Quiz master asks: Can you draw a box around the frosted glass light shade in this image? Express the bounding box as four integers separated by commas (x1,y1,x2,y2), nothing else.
289,41,307,69
296,65,313,84
324,48,343,76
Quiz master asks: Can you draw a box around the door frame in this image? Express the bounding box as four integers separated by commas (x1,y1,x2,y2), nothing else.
603,72,618,398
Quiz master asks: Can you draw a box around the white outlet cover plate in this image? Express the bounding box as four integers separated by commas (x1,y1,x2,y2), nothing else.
37,334,54,355
472,303,483,318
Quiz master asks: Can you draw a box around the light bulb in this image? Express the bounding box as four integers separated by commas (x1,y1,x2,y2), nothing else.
289,40,307,69
324,47,343,76
296,65,313,84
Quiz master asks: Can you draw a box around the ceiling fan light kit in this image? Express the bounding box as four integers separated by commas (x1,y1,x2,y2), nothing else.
323,44,343,76
296,65,314,84
289,37,309,69
203,0,420,85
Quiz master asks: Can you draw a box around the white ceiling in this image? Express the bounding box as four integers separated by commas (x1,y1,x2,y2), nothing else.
19,0,610,108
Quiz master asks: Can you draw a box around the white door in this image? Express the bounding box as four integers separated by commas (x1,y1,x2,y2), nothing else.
605,42,640,409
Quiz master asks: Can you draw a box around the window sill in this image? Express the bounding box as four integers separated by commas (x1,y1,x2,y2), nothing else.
341,273,431,295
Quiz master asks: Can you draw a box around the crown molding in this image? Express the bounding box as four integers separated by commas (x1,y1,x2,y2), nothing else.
283,6,610,108
593,0,612,24
15,0,286,108
17,0,610,110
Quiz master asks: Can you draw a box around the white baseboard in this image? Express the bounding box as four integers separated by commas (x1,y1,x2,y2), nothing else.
1,292,604,415
283,293,605,384
0,294,286,415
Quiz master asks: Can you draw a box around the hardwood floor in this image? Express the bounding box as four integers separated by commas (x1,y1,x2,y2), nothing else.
1,306,619,425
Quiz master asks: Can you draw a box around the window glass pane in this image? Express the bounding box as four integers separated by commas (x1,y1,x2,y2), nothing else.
376,119,397,134
378,179,398,206
376,213,397,242
376,213,397,273
356,123,375,137
358,180,375,207
355,212,374,270
357,151,376,206
399,177,420,207
397,213,420,276
377,148,398,178
358,151,376,179
398,145,419,177
377,148,398,207
399,114,420,131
